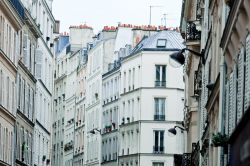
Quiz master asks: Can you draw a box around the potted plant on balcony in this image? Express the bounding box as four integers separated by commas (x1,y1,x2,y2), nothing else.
212,132,228,147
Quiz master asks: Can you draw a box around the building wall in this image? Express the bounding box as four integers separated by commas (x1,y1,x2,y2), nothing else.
119,50,184,165
0,0,23,165
85,35,116,166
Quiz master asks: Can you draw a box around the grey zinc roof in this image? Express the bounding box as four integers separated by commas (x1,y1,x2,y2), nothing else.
130,30,184,54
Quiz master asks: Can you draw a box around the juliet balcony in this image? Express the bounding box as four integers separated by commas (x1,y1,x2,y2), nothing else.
186,21,201,42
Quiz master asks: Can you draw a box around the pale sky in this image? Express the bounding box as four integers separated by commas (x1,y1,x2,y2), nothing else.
52,0,182,33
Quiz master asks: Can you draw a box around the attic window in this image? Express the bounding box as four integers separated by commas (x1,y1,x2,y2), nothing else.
157,39,167,48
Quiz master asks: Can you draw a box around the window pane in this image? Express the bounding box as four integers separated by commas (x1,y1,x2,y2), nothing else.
162,66,166,81
154,131,159,147
160,131,164,148
160,99,165,115
156,66,160,81
155,99,159,115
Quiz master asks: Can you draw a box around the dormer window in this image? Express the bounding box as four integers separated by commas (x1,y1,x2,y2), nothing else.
157,39,167,48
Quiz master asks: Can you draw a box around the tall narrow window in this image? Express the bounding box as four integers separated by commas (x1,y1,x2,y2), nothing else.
153,130,164,153
154,98,165,120
155,65,166,87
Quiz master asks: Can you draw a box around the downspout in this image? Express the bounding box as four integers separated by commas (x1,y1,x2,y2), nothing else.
218,55,226,166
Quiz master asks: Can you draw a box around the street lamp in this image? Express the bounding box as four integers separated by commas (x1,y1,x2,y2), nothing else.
89,128,101,134
168,126,185,135
169,48,205,68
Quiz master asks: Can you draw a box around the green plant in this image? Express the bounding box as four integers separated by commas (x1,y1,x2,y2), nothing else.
212,132,228,147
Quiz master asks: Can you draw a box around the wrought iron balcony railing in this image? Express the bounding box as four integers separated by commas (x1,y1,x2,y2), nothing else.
191,142,200,166
155,81,166,87
186,21,201,41
9,0,25,19
153,146,164,153
154,115,165,121
182,153,192,166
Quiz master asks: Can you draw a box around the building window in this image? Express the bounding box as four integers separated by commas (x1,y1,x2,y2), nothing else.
153,162,164,166
154,98,165,120
153,130,164,153
155,65,166,87
156,39,167,48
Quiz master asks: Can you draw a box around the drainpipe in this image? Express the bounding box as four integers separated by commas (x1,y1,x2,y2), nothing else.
218,55,226,166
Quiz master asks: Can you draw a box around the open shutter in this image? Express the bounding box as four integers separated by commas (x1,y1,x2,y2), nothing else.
35,49,42,79
228,67,237,136
23,34,28,65
236,48,244,124
244,34,250,112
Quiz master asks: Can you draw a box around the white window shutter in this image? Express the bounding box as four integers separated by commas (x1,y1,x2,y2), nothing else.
228,67,237,136
26,39,30,69
35,49,43,79
244,34,250,112
31,44,35,74
225,82,230,135
236,48,244,124
23,34,28,65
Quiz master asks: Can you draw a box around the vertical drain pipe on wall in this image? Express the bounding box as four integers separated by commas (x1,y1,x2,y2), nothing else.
218,55,226,166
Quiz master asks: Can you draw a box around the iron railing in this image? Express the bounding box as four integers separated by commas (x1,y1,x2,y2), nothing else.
186,21,201,41
155,81,166,87
191,142,200,166
182,153,192,166
153,146,164,153
154,115,165,121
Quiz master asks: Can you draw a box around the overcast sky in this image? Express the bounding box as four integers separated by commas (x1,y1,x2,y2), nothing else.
52,0,182,33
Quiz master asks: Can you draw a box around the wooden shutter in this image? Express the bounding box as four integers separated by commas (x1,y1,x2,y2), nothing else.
244,34,250,112
228,67,237,136
35,49,43,79
23,34,28,65
31,44,35,74
26,39,30,69
236,48,244,124
225,82,230,135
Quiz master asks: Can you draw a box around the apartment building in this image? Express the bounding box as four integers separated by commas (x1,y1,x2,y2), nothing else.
73,49,88,166
220,0,250,165
53,25,93,166
85,29,117,166
101,60,121,166
118,30,185,166
29,0,55,165
53,34,69,166
178,0,250,165
0,0,24,165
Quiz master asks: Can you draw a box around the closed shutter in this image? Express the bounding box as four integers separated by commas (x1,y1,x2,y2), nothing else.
31,44,35,74
30,89,33,122
26,39,30,69
15,33,19,64
35,49,43,79
237,48,244,124
244,34,250,112
23,34,28,65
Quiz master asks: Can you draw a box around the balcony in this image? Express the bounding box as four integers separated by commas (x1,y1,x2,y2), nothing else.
9,0,25,19
155,81,166,87
64,141,73,151
182,153,192,166
153,146,164,153
154,115,165,121
186,21,201,41
191,142,200,166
